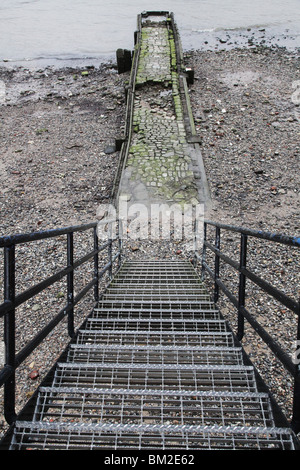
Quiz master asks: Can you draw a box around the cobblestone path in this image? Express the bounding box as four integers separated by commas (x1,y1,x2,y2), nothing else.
118,16,208,211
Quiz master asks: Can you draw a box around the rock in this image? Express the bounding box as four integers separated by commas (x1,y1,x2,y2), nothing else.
116,49,132,74
104,144,116,154
28,370,39,380
130,246,139,252
32,304,41,312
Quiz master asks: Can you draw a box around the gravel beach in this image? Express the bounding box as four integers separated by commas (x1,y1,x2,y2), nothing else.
0,41,299,438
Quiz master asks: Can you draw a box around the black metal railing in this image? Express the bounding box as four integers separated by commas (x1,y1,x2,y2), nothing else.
195,220,300,433
0,219,122,425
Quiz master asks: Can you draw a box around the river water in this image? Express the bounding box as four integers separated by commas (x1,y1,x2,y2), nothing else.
0,0,299,68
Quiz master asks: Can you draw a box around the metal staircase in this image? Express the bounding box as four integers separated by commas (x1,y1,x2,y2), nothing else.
8,260,297,450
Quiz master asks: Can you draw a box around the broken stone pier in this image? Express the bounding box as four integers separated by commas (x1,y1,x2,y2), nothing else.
113,12,210,213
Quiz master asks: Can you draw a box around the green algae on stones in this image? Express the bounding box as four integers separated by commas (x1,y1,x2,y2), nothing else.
120,18,200,207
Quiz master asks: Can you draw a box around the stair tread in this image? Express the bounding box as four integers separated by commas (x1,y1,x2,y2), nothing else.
56,361,255,370
69,344,241,351
32,386,275,429
38,386,263,397
77,329,232,335
11,421,295,451
84,318,228,332
13,420,293,434
76,330,235,347
66,344,244,365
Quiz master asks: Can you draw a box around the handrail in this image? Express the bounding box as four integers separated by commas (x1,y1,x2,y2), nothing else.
0,219,122,425
197,220,300,433
0,222,97,248
204,219,300,247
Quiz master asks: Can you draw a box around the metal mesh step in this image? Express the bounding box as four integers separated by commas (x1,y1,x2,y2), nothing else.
117,271,197,276
102,294,211,301
52,363,258,393
111,277,201,282
76,330,235,348
92,307,221,320
66,345,244,366
96,300,218,309
118,268,194,273
84,318,227,333
119,262,193,268
111,277,201,283
114,269,200,278
10,421,296,450
106,287,207,293
34,387,275,428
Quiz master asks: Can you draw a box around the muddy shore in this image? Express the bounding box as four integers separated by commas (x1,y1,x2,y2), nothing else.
0,62,127,235
0,42,299,437
0,45,299,237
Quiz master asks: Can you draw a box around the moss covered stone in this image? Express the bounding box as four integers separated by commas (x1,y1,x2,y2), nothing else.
121,19,200,206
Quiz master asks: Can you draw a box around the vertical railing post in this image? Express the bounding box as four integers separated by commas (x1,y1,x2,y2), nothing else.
213,226,220,303
291,301,300,434
108,240,113,279
94,226,99,303
201,222,207,280
108,222,113,280
237,233,247,341
192,216,200,268
67,232,75,337
3,244,17,424
118,219,123,269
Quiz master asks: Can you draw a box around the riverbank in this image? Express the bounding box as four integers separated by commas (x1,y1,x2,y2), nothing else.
187,45,299,235
0,62,127,236
1,45,299,237
0,43,299,438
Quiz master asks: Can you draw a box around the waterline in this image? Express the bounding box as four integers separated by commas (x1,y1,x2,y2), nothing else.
0,0,299,68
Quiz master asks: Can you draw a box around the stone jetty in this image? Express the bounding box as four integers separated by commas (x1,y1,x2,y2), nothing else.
114,12,210,212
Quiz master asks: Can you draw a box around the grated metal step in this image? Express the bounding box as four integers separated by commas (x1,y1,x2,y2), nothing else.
52,362,259,393
10,421,295,450
102,294,212,302
111,276,201,282
66,344,244,366
84,318,228,333
106,287,207,294
95,300,218,309
92,306,221,320
34,387,275,427
76,329,236,348
8,259,297,450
